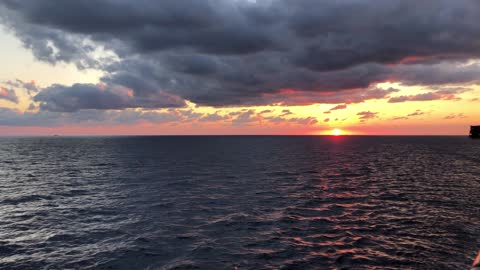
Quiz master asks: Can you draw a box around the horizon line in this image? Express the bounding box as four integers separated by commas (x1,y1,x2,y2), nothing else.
0,134,470,137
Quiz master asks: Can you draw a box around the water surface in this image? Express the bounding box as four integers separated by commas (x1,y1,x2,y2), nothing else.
1,136,479,269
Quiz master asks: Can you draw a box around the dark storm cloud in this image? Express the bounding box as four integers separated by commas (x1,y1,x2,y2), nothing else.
393,63,480,86
0,0,277,58
287,0,480,71
2,0,480,109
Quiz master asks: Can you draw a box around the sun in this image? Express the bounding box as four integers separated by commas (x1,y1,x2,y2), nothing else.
332,128,342,136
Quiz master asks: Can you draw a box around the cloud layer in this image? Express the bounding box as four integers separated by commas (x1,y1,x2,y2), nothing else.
0,107,320,130
1,0,480,111
33,83,186,112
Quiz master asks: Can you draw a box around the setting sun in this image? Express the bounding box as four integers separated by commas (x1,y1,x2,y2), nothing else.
332,128,342,136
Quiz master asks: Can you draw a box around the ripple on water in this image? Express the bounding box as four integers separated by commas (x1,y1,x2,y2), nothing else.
0,136,479,269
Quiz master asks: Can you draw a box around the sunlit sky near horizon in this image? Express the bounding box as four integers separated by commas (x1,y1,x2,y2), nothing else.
0,0,479,135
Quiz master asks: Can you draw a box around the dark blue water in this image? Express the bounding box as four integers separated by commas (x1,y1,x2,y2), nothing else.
1,136,480,269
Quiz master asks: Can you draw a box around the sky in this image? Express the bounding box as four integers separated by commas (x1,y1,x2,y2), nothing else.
0,0,479,136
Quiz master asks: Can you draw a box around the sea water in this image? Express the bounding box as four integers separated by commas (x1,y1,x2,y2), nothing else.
1,136,479,269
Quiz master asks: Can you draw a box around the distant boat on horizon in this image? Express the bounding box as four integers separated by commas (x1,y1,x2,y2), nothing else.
470,126,480,139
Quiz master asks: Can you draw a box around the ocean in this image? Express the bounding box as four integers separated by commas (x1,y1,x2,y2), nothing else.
0,136,479,269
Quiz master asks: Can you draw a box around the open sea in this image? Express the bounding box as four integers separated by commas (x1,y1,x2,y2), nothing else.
1,136,480,270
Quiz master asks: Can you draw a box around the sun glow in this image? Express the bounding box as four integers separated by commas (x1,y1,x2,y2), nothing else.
332,128,342,136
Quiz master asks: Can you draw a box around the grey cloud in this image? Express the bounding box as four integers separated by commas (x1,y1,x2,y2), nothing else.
2,0,480,108
227,109,319,126
407,110,426,117
0,107,192,127
1,0,277,58
232,110,257,126
357,111,378,121
391,109,427,120
286,0,480,71
330,104,348,111
388,91,460,103
280,110,292,116
0,107,58,126
266,115,318,126
259,110,273,114
255,87,399,106
0,105,325,128
444,113,467,120
288,117,318,126
33,83,186,112
4,79,40,95
198,113,229,122
394,63,480,86
0,88,18,103
324,104,348,114
6,0,480,66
